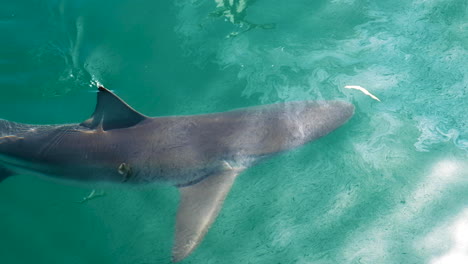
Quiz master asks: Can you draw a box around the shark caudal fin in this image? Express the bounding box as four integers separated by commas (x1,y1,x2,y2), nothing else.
172,166,244,262
0,165,14,183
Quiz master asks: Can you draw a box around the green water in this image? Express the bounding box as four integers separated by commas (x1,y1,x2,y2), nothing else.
1,0,467,263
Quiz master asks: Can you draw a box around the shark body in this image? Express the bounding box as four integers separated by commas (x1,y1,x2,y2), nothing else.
0,86,354,261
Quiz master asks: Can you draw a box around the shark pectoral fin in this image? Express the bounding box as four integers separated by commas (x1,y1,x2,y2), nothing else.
172,168,243,262
81,86,147,131
0,165,14,183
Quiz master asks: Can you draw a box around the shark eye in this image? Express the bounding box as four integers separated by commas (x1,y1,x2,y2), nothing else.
118,163,132,179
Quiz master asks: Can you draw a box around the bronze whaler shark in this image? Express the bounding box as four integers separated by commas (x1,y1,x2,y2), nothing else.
0,86,354,261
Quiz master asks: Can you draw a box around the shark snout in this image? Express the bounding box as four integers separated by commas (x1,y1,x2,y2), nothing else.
0,119,27,138
0,119,12,137
326,100,355,124
293,100,354,143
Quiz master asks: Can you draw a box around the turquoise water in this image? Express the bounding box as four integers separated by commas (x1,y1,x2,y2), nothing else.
1,0,467,263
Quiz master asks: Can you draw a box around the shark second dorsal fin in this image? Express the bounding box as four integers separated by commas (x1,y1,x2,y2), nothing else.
172,167,243,262
81,86,147,131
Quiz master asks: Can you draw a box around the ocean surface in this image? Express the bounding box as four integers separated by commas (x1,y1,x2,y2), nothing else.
1,0,467,263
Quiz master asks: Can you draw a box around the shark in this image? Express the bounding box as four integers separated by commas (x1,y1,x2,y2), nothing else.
0,86,354,261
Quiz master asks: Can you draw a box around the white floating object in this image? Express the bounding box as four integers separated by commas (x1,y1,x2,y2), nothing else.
344,85,381,102
78,189,106,203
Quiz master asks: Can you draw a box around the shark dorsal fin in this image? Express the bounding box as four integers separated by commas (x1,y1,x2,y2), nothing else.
81,86,147,131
